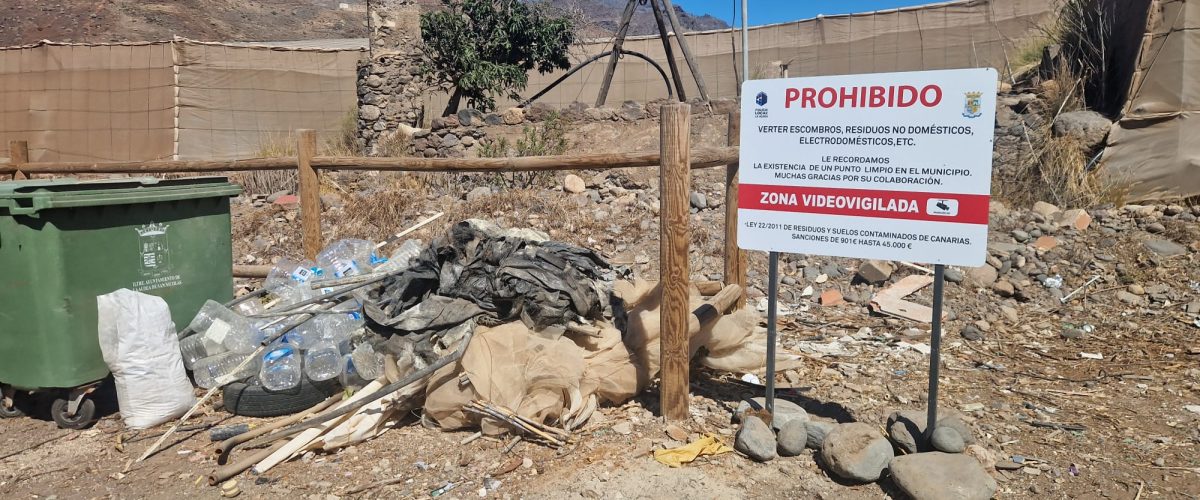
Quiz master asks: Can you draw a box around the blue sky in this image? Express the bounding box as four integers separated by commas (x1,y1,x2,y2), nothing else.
672,0,936,26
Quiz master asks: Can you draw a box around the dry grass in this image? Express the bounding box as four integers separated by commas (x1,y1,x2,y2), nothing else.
996,133,1129,209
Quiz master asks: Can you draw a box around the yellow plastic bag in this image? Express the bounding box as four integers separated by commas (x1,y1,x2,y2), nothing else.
652,434,734,468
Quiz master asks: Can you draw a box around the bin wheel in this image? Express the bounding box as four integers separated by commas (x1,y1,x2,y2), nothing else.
51,397,96,430
0,401,23,418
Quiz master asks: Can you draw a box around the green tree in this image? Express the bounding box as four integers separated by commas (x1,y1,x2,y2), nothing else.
421,0,574,114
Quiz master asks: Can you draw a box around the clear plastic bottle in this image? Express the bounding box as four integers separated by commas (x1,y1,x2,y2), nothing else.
351,343,383,381
179,333,226,370
192,351,260,389
338,353,369,390
260,344,302,391
373,239,423,274
265,258,322,304
303,341,343,381
317,239,377,278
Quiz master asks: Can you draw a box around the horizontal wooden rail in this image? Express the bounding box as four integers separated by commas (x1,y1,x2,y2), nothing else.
0,147,738,175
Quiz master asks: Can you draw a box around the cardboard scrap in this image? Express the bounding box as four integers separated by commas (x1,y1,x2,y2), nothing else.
869,275,936,323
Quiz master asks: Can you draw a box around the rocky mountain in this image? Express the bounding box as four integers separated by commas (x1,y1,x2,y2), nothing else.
0,0,728,46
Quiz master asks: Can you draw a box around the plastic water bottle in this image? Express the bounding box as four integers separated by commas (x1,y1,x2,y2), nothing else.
338,353,369,390
304,341,343,381
317,239,377,278
260,344,302,391
265,258,322,304
179,333,226,370
192,351,260,389
351,343,384,381
374,239,423,273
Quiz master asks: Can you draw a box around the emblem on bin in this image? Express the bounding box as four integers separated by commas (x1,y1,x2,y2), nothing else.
135,223,172,276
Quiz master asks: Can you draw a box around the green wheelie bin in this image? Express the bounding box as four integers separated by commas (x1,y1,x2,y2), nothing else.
0,176,242,428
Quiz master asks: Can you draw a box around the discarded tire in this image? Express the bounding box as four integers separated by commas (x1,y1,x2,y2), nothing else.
222,378,342,418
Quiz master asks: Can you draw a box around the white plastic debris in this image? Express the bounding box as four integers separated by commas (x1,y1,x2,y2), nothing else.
740,373,762,385
1079,352,1103,360
1184,405,1200,415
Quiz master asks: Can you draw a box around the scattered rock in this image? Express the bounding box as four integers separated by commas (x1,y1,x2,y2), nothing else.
611,422,632,435
1056,208,1092,230
735,416,777,462
1032,201,1060,218
819,289,845,306
889,452,998,500
502,107,525,125
1052,110,1112,149
960,325,984,341
819,423,894,483
943,268,964,283
1145,222,1167,234
887,410,974,454
966,265,998,286
266,190,291,203
856,260,894,284
776,420,808,457
1116,290,1143,305
664,424,689,442
930,426,966,453
1032,235,1059,250
991,280,1015,297
689,191,708,209
1143,239,1187,257
562,174,586,194
805,420,835,449
735,398,809,431
466,186,492,202
1127,284,1145,295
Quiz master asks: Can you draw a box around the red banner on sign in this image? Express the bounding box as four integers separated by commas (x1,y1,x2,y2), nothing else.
739,184,989,225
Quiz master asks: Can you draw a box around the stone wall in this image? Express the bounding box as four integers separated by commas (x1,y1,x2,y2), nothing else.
357,1,429,154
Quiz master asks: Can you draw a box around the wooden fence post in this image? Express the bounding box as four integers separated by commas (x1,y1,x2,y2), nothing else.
659,102,691,421
297,130,320,260
723,111,747,307
9,141,29,180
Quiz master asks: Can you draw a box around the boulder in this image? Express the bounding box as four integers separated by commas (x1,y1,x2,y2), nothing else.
359,104,382,121
965,265,998,286
1056,208,1092,230
930,426,966,453
819,423,894,483
805,420,836,449
1052,110,1112,149
776,420,808,457
1032,200,1061,219
889,452,998,500
735,416,777,462
887,410,974,454
502,107,525,125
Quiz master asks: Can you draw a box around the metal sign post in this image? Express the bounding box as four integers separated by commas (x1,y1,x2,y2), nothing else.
924,264,946,438
765,252,778,413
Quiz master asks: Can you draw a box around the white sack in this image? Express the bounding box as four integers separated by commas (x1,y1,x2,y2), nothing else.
97,289,196,429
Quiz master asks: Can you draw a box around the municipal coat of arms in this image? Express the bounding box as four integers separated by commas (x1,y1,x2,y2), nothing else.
962,91,983,118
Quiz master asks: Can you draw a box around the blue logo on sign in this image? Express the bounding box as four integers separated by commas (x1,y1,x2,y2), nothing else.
755,92,768,106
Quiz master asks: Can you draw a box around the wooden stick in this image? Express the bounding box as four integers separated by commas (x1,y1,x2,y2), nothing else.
214,394,341,464
209,440,288,485
649,0,687,101
659,102,691,422
660,0,711,103
297,129,320,260
595,0,638,107
375,211,444,250
722,110,746,308
9,140,28,180
342,475,408,496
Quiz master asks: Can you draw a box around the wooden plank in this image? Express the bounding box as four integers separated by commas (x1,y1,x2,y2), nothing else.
9,141,28,180
595,0,639,107
297,130,321,260
233,265,271,278
649,0,687,101
723,111,747,308
3,148,739,175
660,0,711,103
658,102,691,421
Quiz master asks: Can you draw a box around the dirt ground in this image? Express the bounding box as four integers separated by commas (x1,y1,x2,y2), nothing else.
4,115,1200,499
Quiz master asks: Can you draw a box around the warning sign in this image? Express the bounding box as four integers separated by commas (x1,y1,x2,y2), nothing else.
737,68,997,266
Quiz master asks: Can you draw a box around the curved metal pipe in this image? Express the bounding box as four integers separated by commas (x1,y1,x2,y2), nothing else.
519,49,674,108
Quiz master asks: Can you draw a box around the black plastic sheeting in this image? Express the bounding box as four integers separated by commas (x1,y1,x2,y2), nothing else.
365,221,621,333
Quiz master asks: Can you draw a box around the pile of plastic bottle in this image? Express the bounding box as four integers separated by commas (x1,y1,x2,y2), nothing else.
179,238,423,392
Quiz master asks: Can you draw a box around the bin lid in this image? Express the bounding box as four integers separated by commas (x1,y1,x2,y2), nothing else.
0,176,242,216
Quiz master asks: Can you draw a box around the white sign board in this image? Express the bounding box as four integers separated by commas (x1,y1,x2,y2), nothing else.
737,68,997,266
